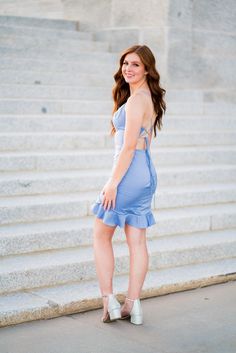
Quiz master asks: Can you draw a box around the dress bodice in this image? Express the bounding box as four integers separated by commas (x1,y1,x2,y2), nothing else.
112,103,153,162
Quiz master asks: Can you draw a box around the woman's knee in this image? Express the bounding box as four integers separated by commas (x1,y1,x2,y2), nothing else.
125,224,147,247
93,217,116,241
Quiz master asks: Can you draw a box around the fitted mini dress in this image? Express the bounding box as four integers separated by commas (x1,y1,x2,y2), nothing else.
91,102,158,229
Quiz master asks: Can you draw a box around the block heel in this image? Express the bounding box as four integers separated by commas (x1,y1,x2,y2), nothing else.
121,297,143,325
130,314,143,325
109,307,121,320
101,294,121,323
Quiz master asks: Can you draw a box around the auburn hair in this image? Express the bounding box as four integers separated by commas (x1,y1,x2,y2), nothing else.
110,45,166,138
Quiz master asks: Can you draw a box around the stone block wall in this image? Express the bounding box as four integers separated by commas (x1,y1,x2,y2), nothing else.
167,0,236,97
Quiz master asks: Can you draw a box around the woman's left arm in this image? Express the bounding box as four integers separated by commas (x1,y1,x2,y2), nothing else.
101,94,146,210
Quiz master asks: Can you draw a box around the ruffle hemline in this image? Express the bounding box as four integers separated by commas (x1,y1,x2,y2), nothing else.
91,201,156,229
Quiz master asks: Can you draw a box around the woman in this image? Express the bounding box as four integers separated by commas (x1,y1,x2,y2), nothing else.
91,44,166,325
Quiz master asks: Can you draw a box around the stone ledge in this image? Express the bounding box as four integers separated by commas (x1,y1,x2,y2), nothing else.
1,258,235,327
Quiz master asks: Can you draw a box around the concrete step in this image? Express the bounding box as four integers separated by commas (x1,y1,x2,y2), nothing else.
0,99,234,115
0,56,117,73
0,85,111,100
0,147,235,172
0,227,235,295
0,47,116,62
0,131,236,152
0,186,236,225
0,197,236,256
154,183,236,209
164,115,236,131
0,70,113,86
0,99,113,115
0,25,92,41
0,35,109,52
0,114,235,132
0,165,235,196
0,15,79,31
1,257,235,327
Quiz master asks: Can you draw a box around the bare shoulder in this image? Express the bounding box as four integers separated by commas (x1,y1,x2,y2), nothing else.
126,92,148,116
127,91,149,107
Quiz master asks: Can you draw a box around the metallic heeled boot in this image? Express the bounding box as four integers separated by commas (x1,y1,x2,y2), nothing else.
101,294,121,323
120,297,143,325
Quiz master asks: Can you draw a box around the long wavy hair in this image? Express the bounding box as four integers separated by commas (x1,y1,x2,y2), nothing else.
110,45,166,138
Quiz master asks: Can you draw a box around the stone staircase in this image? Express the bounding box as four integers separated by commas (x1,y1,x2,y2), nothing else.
0,15,236,328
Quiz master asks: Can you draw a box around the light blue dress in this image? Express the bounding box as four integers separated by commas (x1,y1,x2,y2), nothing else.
91,102,158,228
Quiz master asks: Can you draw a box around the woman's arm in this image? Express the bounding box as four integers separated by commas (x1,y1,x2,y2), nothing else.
101,93,147,210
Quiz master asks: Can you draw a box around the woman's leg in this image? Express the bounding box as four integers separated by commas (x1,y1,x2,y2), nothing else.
93,217,117,316
122,224,149,314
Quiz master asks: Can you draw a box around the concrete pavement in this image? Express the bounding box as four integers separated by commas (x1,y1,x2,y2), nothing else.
0,281,235,353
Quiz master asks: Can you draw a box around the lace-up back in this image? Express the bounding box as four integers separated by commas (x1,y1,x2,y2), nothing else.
138,124,154,149
112,102,154,158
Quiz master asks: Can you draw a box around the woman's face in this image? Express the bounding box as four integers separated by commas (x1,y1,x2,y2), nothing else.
121,52,147,85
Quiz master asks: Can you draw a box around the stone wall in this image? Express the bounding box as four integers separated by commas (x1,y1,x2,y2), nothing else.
167,0,236,97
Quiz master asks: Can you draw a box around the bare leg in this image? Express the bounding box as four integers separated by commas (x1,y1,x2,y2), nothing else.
122,224,149,315
92,217,117,318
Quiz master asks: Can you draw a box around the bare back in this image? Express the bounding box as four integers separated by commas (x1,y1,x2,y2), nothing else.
133,90,156,150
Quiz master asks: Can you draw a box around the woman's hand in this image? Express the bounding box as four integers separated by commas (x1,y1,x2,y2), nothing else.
101,179,117,211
